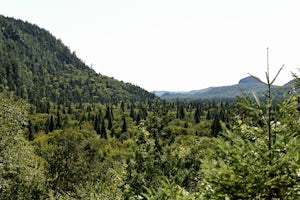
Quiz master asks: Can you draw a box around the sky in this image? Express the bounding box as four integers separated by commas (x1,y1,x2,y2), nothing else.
1,0,300,91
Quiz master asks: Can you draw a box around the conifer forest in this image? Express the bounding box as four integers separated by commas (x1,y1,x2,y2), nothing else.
0,15,299,199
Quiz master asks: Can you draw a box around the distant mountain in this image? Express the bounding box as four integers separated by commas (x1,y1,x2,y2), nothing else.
238,76,259,84
155,76,295,100
0,15,156,105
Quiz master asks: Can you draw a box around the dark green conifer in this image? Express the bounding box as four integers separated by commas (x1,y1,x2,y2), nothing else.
194,106,201,123
94,115,101,135
27,119,34,141
130,104,135,119
108,117,113,130
49,115,55,133
178,105,185,119
101,119,107,139
56,110,62,129
121,101,125,112
211,114,222,137
206,110,212,120
122,116,127,133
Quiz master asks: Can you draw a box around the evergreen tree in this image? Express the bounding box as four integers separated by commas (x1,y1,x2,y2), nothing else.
101,119,107,139
122,115,127,133
194,106,201,123
67,102,72,114
27,119,34,141
177,104,185,119
206,110,212,120
110,104,114,120
211,113,222,137
94,115,100,135
56,110,62,129
105,104,112,120
130,103,135,120
49,115,55,132
107,116,113,130
120,101,125,112
136,111,141,125
94,110,102,135
46,101,51,113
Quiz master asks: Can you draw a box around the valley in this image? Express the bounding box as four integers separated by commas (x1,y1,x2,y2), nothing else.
0,15,299,199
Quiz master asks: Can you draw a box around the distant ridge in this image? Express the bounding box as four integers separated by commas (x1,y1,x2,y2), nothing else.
154,76,295,100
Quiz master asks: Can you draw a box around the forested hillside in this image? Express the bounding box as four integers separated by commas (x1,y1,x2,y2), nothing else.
0,15,299,199
0,15,155,106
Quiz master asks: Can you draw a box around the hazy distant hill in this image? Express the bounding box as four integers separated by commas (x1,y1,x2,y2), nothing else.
238,76,259,84
154,76,295,100
0,15,156,104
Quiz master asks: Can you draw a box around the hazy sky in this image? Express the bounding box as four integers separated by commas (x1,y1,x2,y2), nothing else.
2,0,300,91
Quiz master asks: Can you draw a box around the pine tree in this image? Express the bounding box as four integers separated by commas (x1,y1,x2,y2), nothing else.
121,101,125,112
67,103,72,114
105,104,111,120
56,110,62,129
211,113,222,137
194,106,201,123
122,116,127,133
27,119,34,141
136,112,141,125
93,109,102,135
101,119,107,139
49,115,55,132
130,104,135,120
107,117,113,130
110,104,114,120
46,101,51,113
177,104,185,119
206,110,211,120
94,115,100,135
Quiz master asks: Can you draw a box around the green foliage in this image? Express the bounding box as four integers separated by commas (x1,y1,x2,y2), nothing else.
142,177,197,200
124,115,214,198
34,129,101,194
0,95,46,199
199,68,300,199
200,107,300,198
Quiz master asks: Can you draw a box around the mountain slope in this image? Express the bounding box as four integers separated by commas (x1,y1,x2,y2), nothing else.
156,76,294,100
0,15,156,104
